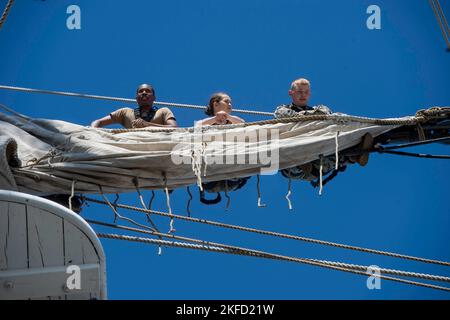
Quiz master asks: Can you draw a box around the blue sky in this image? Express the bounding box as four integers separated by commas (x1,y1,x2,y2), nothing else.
0,0,449,299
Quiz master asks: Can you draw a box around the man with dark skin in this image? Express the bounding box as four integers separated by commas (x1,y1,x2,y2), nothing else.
91,84,178,128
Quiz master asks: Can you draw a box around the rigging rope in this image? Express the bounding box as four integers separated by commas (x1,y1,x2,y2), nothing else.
84,197,450,267
0,84,273,116
429,0,450,50
0,0,14,31
341,136,450,160
435,0,450,36
376,149,450,160
377,136,450,151
87,219,450,284
1,85,449,127
97,232,450,292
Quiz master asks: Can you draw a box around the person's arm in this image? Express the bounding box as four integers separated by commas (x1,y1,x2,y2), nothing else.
132,118,178,128
226,114,245,124
196,117,217,126
313,104,332,115
91,115,114,128
274,105,298,118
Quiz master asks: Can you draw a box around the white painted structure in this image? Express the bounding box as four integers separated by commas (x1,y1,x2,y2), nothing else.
0,190,107,299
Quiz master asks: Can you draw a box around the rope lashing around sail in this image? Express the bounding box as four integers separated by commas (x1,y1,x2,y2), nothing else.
96,232,450,292
0,84,273,116
0,0,14,31
88,219,450,285
83,197,450,267
106,107,450,134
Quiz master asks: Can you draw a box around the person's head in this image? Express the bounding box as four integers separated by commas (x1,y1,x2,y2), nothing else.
288,78,311,106
205,92,232,116
136,83,156,107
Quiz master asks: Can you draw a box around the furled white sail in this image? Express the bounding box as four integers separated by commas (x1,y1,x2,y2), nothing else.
0,110,403,195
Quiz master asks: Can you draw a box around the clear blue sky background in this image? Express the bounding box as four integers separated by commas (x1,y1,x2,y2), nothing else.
0,0,449,299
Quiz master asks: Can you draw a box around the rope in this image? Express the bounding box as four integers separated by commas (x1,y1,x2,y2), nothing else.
256,175,266,207
164,176,175,233
2,84,448,134
335,131,339,170
429,0,450,49
319,155,324,196
186,186,192,217
106,183,164,254
107,109,449,134
311,165,346,189
97,232,450,292
376,136,450,151
416,123,426,141
0,0,14,31
308,258,450,284
112,194,120,223
435,0,450,35
84,196,450,267
285,178,293,210
224,181,230,211
97,187,157,233
202,142,208,177
191,143,204,190
0,84,273,116
148,190,155,213
376,149,450,160
88,219,450,284
69,180,76,211
133,177,160,232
